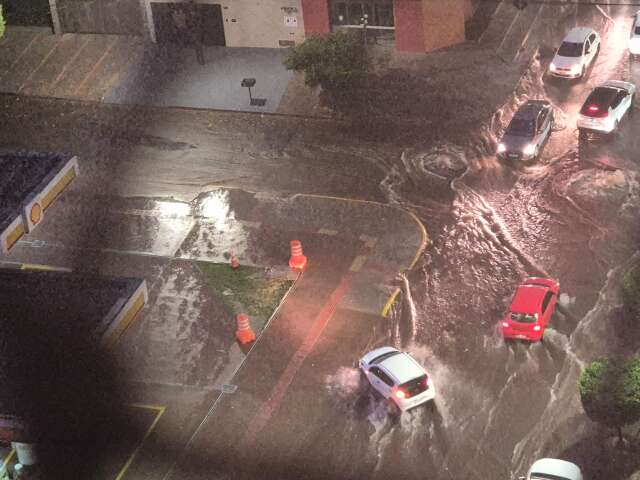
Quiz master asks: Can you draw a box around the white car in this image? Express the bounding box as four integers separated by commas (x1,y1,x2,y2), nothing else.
519,458,583,480
577,80,636,136
630,11,640,55
358,346,435,412
550,27,600,79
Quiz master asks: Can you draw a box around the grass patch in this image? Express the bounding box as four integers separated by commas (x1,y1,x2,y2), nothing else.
196,263,292,319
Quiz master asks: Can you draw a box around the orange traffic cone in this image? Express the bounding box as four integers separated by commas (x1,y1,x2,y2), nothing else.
230,252,240,269
235,313,256,344
288,240,307,272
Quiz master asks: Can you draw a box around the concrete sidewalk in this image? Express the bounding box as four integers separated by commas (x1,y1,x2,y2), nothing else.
0,27,292,113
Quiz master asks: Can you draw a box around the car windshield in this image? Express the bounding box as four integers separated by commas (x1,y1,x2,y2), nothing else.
506,118,535,136
509,312,537,323
557,41,583,57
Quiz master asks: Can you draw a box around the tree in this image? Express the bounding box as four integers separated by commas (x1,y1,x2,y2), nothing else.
578,358,640,445
284,30,369,96
0,5,5,40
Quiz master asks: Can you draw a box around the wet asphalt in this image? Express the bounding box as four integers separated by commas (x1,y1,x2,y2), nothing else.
1,4,640,480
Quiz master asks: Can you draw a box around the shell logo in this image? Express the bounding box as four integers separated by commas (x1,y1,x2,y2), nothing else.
30,202,42,225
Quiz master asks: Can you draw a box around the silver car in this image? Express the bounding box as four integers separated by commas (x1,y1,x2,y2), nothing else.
497,100,554,162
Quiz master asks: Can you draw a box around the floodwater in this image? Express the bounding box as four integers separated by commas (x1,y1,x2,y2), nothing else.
331,5,640,480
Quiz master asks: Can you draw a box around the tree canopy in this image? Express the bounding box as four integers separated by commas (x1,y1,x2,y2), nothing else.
578,357,640,443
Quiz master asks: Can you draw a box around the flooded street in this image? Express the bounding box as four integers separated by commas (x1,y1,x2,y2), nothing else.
350,5,640,480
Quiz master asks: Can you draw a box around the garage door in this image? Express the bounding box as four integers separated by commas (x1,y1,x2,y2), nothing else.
151,3,225,46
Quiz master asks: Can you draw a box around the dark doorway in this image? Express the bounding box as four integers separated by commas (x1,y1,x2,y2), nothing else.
3,0,52,28
151,3,225,46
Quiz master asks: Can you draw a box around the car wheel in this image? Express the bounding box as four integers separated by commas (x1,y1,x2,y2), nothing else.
388,400,402,417
578,128,587,140
533,145,540,161
581,64,586,78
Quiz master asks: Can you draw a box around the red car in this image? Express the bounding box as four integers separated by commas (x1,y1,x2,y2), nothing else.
501,277,560,342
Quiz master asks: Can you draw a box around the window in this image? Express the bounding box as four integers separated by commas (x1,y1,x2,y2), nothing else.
541,291,554,313
370,367,394,386
506,118,535,136
588,33,597,44
330,1,394,28
370,350,401,364
510,312,537,323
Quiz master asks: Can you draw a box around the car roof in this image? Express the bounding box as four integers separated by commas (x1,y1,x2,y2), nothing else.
379,352,426,384
361,346,399,365
514,101,548,120
563,27,595,43
529,458,582,480
510,284,548,313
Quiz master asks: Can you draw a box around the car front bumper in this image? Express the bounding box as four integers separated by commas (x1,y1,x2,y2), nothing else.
577,118,615,134
549,69,582,78
498,150,535,162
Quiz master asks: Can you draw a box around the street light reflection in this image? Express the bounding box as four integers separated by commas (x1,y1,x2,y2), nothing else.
157,200,191,218
200,191,232,230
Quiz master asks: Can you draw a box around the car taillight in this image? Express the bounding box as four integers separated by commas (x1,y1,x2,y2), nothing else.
423,377,430,388
533,325,542,331
502,321,509,328
588,105,599,112
395,388,407,399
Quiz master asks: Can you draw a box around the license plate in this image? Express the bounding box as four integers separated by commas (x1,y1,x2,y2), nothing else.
508,154,519,159
515,334,528,339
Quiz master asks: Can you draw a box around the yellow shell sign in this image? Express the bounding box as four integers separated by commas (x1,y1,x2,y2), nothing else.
30,202,42,225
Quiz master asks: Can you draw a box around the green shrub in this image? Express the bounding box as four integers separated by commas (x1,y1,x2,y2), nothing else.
284,30,369,94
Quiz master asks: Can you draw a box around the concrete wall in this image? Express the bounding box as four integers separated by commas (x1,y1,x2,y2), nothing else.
145,0,305,47
56,0,145,34
422,0,466,52
394,0,424,52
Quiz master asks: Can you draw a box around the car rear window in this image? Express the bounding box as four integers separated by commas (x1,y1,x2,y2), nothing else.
510,312,537,323
506,118,535,136
370,351,401,364
635,26,640,35
400,374,428,396
557,41,583,57
580,87,618,114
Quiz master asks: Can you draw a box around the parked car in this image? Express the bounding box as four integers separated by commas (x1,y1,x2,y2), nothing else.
549,27,600,79
358,346,435,412
519,458,583,480
497,100,554,162
577,80,636,136
501,277,560,342
629,11,640,56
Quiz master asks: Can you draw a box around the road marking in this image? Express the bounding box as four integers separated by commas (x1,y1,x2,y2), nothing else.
1,448,14,472
318,228,338,235
74,36,119,97
240,272,353,448
349,255,367,272
114,404,166,480
381,287,401,317
47,36,92,95
17,36,62,94
0,31,43,83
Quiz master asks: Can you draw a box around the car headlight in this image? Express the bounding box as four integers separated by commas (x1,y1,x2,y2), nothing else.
549,62,557,72
497,143,507,153
571,64,582,74
522,143,536,156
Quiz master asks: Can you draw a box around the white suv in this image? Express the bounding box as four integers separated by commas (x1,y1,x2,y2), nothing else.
550,27,600,79
359,346,435,412
520,459,583,480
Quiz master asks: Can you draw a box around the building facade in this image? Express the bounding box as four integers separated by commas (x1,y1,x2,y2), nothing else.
32,0,473,53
